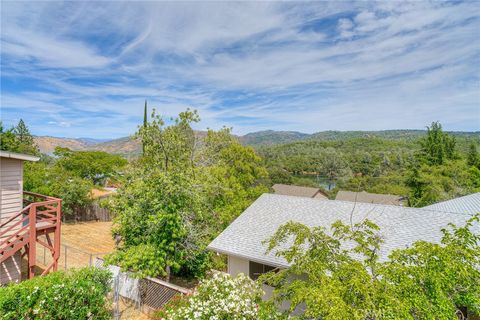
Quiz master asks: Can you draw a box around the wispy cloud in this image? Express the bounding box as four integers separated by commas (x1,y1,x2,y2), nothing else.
1,1,479,138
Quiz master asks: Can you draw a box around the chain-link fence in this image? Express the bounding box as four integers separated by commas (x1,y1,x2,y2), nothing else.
94,258,191,319
36,242,111,271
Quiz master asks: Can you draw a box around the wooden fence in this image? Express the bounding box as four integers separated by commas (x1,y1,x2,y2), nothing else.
67,202,112,222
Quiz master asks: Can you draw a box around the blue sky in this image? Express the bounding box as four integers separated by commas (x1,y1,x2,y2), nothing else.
1,1,479,139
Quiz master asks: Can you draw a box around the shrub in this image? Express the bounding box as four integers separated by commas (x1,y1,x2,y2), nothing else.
0,267,111,320
158,273,271,320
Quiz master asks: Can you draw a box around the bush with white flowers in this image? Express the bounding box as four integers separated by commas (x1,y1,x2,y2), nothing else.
160,273,265,320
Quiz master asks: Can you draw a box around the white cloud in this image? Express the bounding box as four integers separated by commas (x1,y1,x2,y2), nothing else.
1,1,478,137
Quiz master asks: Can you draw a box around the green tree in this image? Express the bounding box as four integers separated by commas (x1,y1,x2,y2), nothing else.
467,142,479,169
107,110,269,279
262,216,480,319
405,165,437,207
107,110,208,278
0,122,19,152
318,148,350,181
201,128,269,227
419,121,456,165
53,147,127,185
13,119,39,155
0,120,38,155
24,161,93,216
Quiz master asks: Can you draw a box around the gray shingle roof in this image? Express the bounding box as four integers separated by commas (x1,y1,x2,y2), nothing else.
423,193,480,215
207,194,478,268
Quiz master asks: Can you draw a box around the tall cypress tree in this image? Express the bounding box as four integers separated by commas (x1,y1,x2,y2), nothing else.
144,100,148,128
143,100,147,154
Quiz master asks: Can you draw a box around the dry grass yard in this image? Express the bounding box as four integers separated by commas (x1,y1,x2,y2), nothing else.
34,221,116,271
61,221,115,254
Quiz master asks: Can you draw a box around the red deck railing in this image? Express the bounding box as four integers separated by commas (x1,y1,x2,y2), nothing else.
0,192,62,279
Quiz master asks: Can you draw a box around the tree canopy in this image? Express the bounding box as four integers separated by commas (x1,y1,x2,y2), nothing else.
53,147,127,185
261,215,480,319
107,109,268,278
0,119,39,155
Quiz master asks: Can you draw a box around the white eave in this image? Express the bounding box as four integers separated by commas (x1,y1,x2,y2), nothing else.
0,150,40,162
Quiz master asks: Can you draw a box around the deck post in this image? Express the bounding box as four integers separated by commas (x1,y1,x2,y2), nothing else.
28,204,37,279
53,200,62,271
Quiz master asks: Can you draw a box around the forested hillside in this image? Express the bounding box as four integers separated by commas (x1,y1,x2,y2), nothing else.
33,129,479,155
4,118,480,209
259,124,480,206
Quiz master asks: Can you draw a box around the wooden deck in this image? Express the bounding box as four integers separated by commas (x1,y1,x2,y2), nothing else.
1,192,62,281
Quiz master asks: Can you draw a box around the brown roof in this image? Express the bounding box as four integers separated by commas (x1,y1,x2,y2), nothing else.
335,190,405,206
272,184,328,200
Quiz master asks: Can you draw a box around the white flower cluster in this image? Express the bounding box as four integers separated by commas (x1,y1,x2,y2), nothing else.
166,273,264,320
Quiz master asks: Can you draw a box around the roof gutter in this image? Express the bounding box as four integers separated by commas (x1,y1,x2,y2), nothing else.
207,245,290,269
0,151,40,162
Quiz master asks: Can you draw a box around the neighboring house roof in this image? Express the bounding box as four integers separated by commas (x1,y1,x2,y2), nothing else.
272,184,328,200
208,194,477,268
0,150,39,162
335,190,404,206
423,193,480,215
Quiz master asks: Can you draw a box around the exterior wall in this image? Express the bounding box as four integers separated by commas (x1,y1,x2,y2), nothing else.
226,255,278,300
226,255,304,315
227,255,249,276
0,157,23,227
0,157,24,285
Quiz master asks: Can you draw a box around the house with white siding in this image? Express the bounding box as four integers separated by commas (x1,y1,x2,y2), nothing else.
208,193,479,303
0,151,39,284
0,151,62,285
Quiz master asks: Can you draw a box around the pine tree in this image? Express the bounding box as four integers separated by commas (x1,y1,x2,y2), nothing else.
467,143,479,168
419,121,456,165
13,119,39,155
0,121,20,152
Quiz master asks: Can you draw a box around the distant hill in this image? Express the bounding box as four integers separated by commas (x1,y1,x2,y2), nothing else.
88,136,141,158
239,130,310,145
77,137,111,145
34,136,140,157
34,136,90,154
35,130,479,157
309,130,428,141
239,129,479,146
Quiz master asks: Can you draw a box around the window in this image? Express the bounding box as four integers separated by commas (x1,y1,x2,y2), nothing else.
249,261,276,280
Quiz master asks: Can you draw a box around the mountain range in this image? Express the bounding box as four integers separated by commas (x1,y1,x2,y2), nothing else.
34,130,480,157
